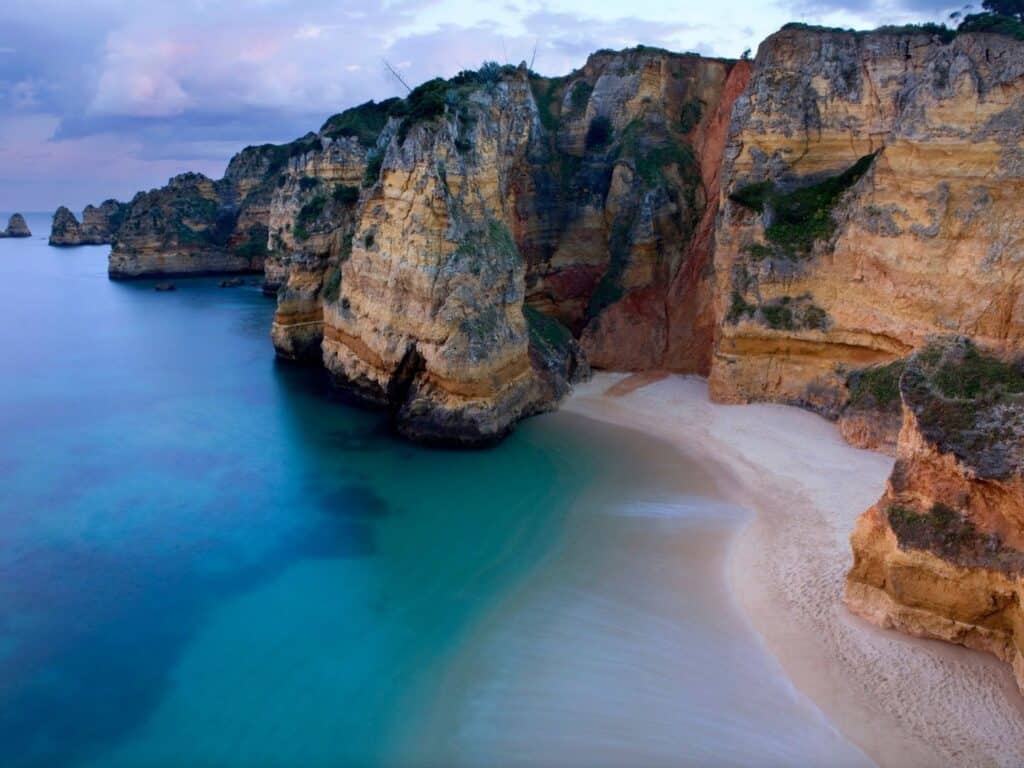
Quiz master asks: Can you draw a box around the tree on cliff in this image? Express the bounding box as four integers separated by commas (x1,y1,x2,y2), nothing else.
982,0,1024,21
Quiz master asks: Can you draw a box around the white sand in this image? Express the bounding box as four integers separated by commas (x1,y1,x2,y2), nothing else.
564,372,1024,768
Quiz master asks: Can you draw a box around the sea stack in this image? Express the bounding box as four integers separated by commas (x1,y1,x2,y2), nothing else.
49,201,127,246
0,213,31,238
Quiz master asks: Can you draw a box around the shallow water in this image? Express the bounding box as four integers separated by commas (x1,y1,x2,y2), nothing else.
0,213,869,767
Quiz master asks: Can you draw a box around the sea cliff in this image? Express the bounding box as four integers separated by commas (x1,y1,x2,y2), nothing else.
48,21,1024,678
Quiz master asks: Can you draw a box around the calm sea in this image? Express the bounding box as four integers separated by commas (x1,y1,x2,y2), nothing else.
0,212,869,767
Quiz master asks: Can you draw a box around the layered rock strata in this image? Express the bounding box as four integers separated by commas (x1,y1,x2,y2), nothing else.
846,339,1024,691
0,214,31,238
708,26,1024,417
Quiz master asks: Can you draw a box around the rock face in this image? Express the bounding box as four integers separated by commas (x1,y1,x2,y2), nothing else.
0,214,31,238
846,339,1024,691
318,70,590,444
264,51,744,441
708,26,1024,416
105,140,310,278
267,133,372,362
49,200,126,245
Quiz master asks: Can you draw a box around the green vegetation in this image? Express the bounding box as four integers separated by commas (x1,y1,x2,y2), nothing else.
232,224,270,260
363,231,375,249
321,99,401,146
395,78,448,144
569,81,593,115
524,305,573,357
362,152,384,187
340,232,354,262
321,264,342,302
298,176,320,192
727,290,755,323
958,12,1024,39
634,143,697,186
930,341,1024,400
730,153,876,259
847,359,907,409
887,503,981,556
530,76,565,132
585,116,613,151
332,184,360,205
679,99,703,134
294,195,327,242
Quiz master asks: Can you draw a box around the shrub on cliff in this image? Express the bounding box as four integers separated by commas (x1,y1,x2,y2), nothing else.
730,153,876,259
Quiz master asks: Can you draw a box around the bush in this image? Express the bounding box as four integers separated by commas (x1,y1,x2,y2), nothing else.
362,152,384,187
847,359,907,409
321,265,342,302
730,154,876,259
332,184,359,205
320,99,401,146
294,195,327,242
679,100,703,134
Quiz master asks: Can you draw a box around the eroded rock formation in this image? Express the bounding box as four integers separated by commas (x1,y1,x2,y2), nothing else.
708,26,1024,418
0,213,31,238
49,200,126,245
846,339,1024,691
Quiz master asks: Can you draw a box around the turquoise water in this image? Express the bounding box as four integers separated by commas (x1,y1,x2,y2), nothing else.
0,213,870,767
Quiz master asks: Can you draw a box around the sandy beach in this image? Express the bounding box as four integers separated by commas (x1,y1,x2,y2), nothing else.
564,372,1024,768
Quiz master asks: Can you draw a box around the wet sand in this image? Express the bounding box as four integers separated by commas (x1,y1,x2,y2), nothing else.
564,372,1024,768
402,407,871,766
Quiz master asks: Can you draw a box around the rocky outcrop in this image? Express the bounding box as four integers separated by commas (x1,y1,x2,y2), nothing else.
105,139,313,278
267,133,371,362
319,70,590,444
49,200,126,245
708,26,1024,416
0,213,31,238
846,339,1024,691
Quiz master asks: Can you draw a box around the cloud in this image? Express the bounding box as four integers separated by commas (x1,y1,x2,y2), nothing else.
0,0,968,210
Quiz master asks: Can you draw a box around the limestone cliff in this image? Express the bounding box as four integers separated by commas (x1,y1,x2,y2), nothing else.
267,132,372,362
846,338,1024,691
106,140,310,278
49,200,126,245
319,69,588,444
0,214,31,238
708,26,1024,418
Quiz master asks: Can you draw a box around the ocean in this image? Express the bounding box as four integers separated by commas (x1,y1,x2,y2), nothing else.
0,212,869,767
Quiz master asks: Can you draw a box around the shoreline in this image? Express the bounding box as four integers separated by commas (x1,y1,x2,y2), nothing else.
563,372,1024,768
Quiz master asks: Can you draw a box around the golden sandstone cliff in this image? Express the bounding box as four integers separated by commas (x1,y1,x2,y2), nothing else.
51,23,1024,681
846,339,1024,691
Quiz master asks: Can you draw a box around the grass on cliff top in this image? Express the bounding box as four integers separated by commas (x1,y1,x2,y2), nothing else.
321,99,402,147
781,13,1024,42
929,342,1024,400
729,153,876,259
846,359,907,410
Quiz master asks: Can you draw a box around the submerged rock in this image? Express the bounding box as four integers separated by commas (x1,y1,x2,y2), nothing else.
219,277,245,288
153,282,176,292
1,213,31,238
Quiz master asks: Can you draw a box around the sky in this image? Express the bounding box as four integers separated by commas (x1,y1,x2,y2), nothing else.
0,0,958,211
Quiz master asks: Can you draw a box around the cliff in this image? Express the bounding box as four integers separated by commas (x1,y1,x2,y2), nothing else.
0,213,31,238
259,51,745,441
49,200,126,245
846,338,1024,691
104,139,312,278
708,26,1024,423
